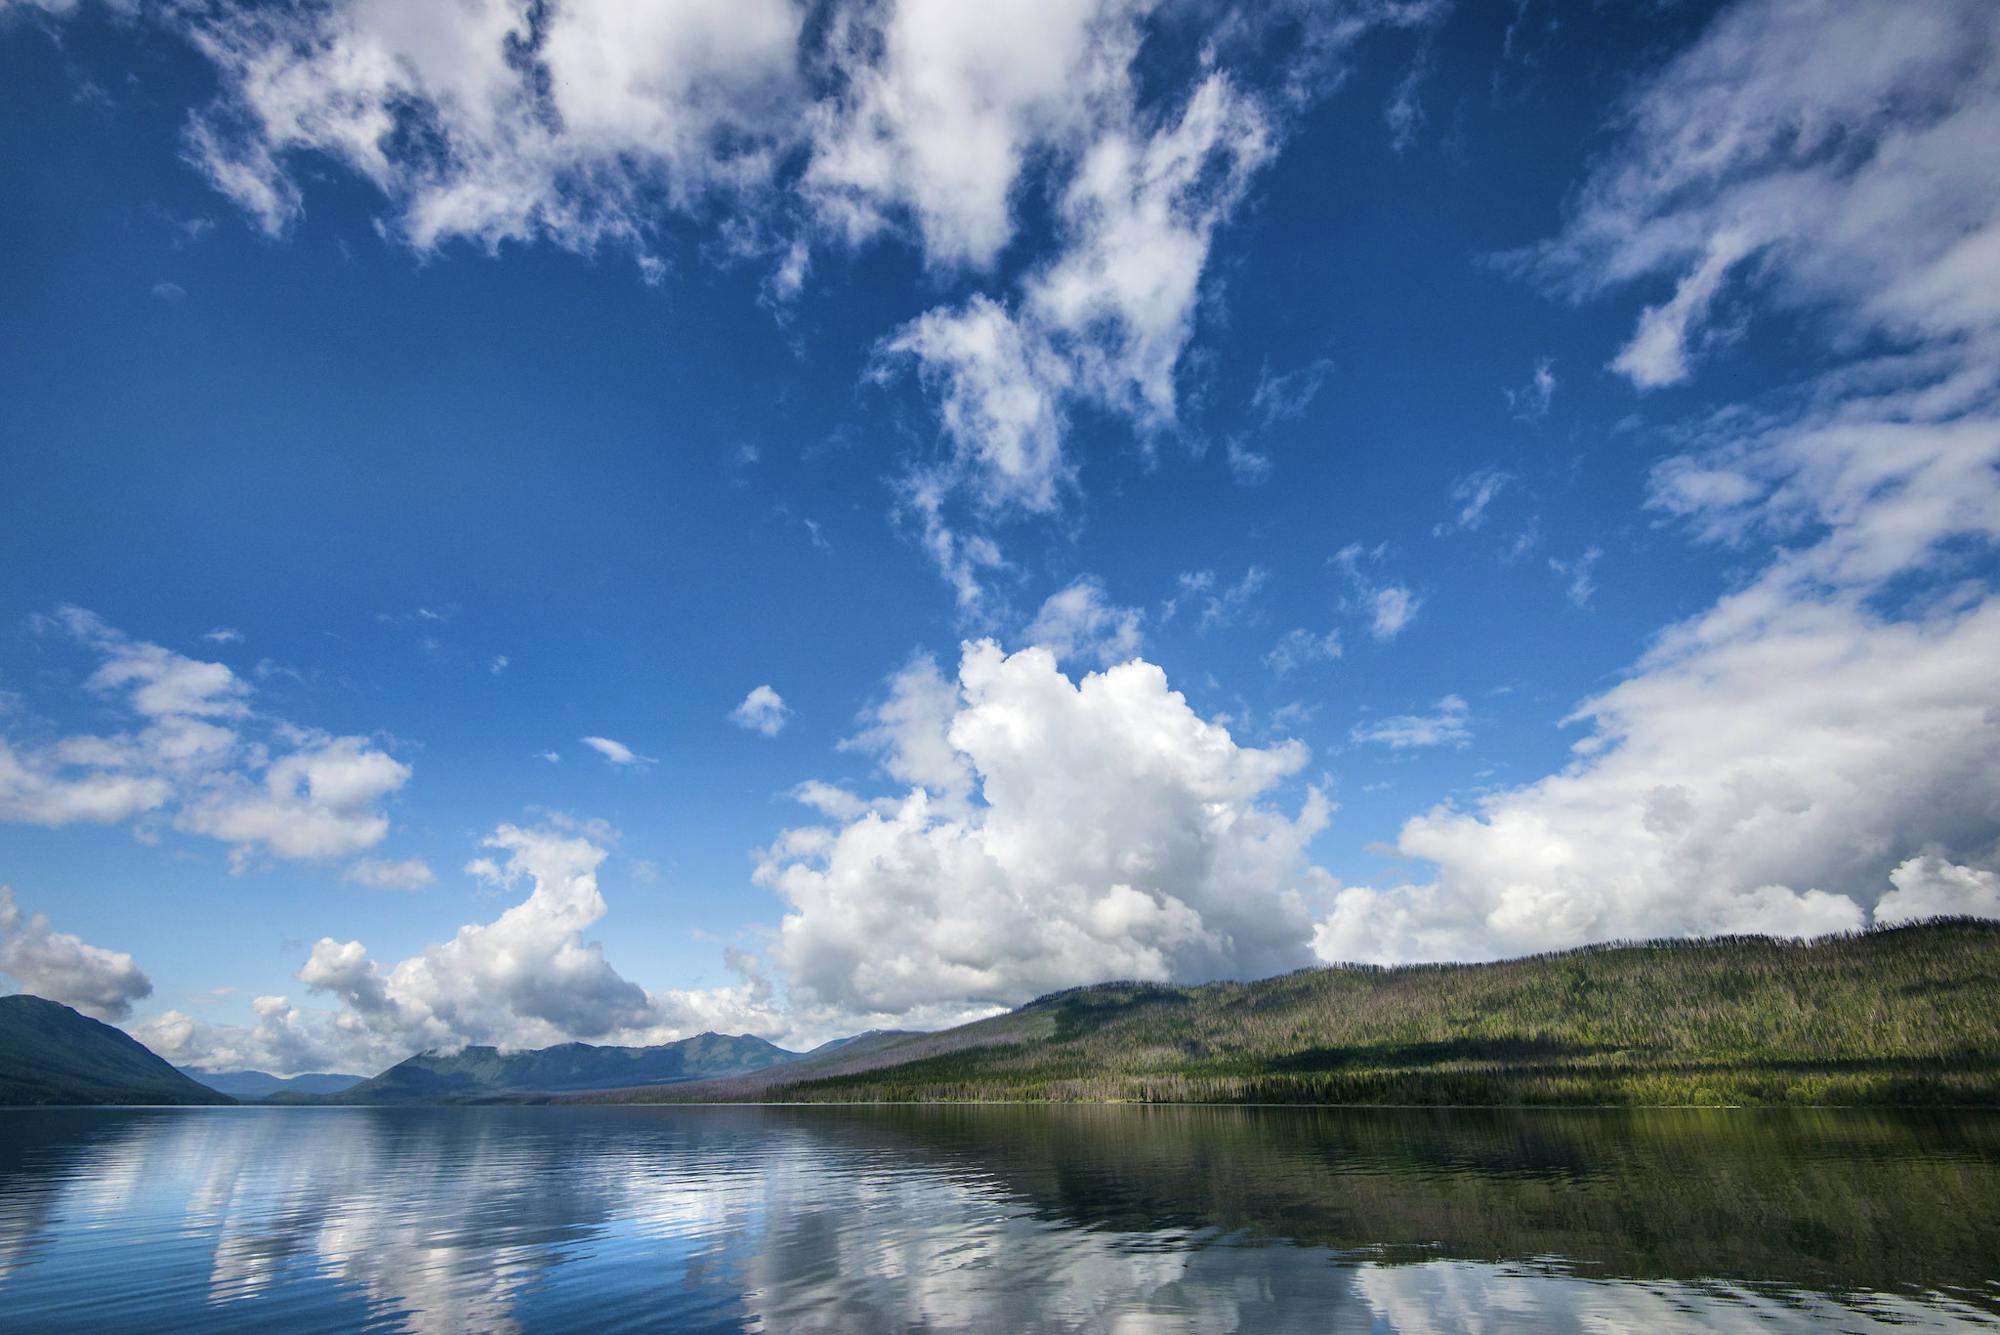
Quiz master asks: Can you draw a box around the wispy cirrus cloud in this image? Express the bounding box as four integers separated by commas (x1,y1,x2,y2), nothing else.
580,736,655,767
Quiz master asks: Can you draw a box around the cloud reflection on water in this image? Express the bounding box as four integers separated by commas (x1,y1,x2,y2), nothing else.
0,1107,1994,1332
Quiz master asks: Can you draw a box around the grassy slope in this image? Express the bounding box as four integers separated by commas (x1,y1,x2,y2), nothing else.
596,920,2000,1107
0,994,233,1105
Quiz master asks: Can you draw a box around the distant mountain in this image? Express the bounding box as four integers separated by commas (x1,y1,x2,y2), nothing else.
175,1068,365,1100
578,919,2000,1108
0,995,233,1105
318,1031,803,1104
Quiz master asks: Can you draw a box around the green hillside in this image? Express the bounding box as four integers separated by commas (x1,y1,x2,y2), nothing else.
589,920,2000,1107
0,995,233,1105
315,1031,802,1103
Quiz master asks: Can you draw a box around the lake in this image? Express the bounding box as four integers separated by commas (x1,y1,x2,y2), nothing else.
0,1105,1995,1331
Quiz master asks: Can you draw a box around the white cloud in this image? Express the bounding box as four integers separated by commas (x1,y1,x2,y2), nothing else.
1523,0,2000,388
874,69,1277,601
181,0,804,264
1321,0,2000,963
1167,566,1268,633
1435,469,1511,535
580,736,654,767
1250,358,1336,427
1023,73,1273,428
790,780,871,823
878,295,1072,517
1368,587,1419,641
804,0,1147,271
1383,51,1429,153
179,820,791,1072
1322,598,2000,963
1332,545,1421,642
1877,855,2000,925
344,857,437,892
730,685,792,738
1026,576,1144,668
1224,436,1272,486
1505,355,1557,421
1264,628,1342,677
760,642,1329,1028
301,825,654,1053
1608,231,1751,388
0,609,410,865
488,654,508,675
1548,547,1601,608
838,651,975,805
202,627,242,644
1350,695,1469,750
0,886,153,1021
133,993,351,1078
50,1,1424,615
178,735,412,864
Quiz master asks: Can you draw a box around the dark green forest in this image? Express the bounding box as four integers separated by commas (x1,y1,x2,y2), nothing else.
587,920,2000,1107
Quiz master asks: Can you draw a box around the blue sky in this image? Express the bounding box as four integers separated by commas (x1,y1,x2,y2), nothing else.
2,0,1997,1073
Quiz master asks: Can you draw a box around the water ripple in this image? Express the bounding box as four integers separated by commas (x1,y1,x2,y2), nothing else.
0,1105,1994,1331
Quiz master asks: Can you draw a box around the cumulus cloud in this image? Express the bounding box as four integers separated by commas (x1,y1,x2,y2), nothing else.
790,780,872,823
300,825,656,1051
131,994,331,1075
1351,695,1469,750
730,685,792,737
1026,576,1144,668
837,651,974,805
0,887,153,1021
134,822,794,1074
344,857,436,892
1877,855,2000,925
178,735,412,864
580,736,654,767
0,609,410,866
760,642,1329,1029
1323,598,2000,962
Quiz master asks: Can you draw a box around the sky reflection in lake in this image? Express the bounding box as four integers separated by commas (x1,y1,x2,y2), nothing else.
0,1106,1995,1332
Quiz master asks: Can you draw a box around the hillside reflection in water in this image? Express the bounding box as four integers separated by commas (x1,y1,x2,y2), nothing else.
0,1105,1995,1331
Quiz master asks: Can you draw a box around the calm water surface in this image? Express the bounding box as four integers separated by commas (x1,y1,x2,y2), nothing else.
0,1105,1995,1331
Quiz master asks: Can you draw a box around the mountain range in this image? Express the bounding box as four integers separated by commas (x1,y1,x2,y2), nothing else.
575,918,2000,1108
175,1068,365,1100
8,919,2000,1109
0,994,232,1105
296,1031,806,1104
